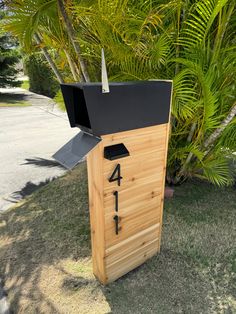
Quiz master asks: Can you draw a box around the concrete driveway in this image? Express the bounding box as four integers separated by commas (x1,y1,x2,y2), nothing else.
0,88,77,211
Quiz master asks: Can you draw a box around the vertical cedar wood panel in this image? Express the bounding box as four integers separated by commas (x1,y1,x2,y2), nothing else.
87,120,171,284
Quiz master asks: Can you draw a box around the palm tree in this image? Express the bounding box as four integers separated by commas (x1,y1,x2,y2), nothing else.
72,0,236,185
2,0,66,82
57,0,90,82
34,33,64,83
3,0,235,186
2,0,90,82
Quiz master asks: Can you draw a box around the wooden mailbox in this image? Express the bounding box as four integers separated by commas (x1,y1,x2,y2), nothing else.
53,81,172,284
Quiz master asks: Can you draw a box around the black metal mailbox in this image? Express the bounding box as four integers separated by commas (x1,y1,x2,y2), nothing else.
54,80,172,169
61,81,172,135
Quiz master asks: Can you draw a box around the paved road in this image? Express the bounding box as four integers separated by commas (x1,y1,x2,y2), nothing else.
0,88,77,211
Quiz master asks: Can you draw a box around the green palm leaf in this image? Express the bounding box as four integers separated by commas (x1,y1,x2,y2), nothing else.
179,0,229,49
195,155,233,186
3,0,57,51
172,69,199,120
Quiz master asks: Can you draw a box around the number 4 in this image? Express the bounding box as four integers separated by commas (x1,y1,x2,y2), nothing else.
109,164,122,186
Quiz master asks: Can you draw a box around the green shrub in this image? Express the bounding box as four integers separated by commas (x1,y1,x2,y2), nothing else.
0,34,21,88
54,90,65,111
20,80,29,90
24,53,59,98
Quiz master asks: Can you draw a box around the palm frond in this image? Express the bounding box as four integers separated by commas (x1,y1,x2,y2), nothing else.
3,0,57,51
179,0,230,50
195,155,233,186
168,142,204,166
172,57,221,134
217,118,236,150
172,68,199,120
112,56,151,81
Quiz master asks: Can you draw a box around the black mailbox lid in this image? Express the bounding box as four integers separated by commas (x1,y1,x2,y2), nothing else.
61,80,172,136
53,132,101,170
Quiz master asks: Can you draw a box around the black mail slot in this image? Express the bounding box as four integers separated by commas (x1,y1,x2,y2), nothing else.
104,143,130,160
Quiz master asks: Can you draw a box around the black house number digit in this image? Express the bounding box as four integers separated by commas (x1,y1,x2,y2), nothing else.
109,164,122,186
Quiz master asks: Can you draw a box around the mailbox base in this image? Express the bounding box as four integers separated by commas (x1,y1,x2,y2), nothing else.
87,124,170,284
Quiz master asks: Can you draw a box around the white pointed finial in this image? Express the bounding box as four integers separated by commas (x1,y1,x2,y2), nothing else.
101,48,110,93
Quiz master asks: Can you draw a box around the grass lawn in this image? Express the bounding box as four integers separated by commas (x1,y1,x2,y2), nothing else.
53,91,66,111
0,93,31,107
0,163,235,313
20,80,30,91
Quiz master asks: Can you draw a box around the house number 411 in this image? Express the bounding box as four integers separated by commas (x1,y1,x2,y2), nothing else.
108,164,122,235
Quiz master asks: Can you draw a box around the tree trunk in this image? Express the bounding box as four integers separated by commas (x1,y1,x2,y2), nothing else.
203,102,236,156
64,49,78,81
74,63,83,81
173,122,196,184
34,33,64,84
187,122,197,142
57,0,90,82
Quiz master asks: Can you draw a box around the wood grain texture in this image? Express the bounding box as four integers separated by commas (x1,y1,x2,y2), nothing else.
105,223,160,283
87,143,106,283
87,123,170,284
157,84,173,252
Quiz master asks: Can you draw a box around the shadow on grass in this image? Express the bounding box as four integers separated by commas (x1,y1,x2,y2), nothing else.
0,163,90,312
11,178,57,201
0,93,27,104
102,250,213,314
0,163,235,313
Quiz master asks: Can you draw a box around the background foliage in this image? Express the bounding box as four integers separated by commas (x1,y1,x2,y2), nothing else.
0,10,20,88
24,53,59,97
2,0,236,186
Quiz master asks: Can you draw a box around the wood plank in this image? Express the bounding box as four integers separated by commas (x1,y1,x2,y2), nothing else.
105,224,160,265
103,136,166,161
103,151,165,177
101,124,167,144
107,238,159,271
104,188,161,220
103,169,164,194
87,143,106,284
157,85,173,252
106,240,159,283
104,180,162,211
105,199,161,248
86,123,171,284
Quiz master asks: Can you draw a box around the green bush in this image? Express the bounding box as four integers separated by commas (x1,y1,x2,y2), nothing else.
24,53,59,98
0,34,21,88
54,90,65,111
